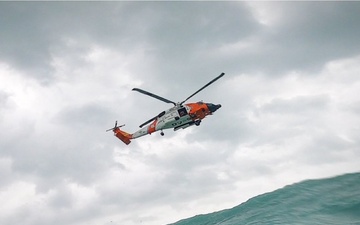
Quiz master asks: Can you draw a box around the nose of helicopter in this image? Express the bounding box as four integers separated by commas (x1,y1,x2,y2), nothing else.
207,103,222,113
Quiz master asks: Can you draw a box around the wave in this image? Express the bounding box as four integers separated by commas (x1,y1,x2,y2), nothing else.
169,172,360,225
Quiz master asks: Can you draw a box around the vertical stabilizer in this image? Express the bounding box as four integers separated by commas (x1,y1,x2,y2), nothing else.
106,121,132,145
113,128,132,145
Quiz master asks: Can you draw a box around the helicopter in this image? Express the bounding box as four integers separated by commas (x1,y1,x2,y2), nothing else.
107,72,224,145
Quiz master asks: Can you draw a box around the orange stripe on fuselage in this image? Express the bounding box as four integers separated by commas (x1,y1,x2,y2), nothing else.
186,102,211,120
147,119,157,134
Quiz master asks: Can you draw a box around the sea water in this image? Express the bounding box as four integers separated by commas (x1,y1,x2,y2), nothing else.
169,172,360,225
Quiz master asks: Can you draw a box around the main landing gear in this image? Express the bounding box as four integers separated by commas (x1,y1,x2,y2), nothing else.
160,131,164,136
195,120,201,126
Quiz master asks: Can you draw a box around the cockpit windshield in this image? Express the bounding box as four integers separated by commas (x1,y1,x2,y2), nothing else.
178,107,188,117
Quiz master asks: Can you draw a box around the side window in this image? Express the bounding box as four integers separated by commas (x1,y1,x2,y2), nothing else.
177,107,188,117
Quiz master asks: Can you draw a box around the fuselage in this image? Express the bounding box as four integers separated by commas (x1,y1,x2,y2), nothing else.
131,102,221,139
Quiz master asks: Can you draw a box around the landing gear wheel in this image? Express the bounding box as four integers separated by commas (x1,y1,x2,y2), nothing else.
160,131,164,136
195,120,201,126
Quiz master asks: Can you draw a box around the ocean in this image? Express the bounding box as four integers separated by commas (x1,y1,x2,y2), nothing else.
169,172,360,225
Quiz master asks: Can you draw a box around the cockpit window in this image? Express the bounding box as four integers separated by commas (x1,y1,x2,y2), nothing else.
178,107,188,117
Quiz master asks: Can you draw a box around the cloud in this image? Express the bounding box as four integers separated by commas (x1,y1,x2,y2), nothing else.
0,2,360,225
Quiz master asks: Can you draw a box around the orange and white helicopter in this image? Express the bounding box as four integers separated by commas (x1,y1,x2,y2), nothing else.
107,73,224,145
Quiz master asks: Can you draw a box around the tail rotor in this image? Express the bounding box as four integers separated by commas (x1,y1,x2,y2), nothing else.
106,121,125,132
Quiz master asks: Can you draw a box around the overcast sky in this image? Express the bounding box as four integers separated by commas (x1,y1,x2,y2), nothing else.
1,2,360,225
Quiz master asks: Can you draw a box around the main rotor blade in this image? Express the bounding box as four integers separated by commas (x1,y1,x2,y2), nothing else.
132,88,176,106
139,111,166,128
180,72,225,105
139,115,157,128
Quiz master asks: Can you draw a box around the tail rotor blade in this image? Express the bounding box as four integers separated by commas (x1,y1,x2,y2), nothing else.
106,121,125,132
106,127,115,132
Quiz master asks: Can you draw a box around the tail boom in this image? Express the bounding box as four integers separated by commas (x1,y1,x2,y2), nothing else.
108,120,158,145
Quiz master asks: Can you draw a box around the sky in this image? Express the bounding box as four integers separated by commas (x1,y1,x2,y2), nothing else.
0,2,360,225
